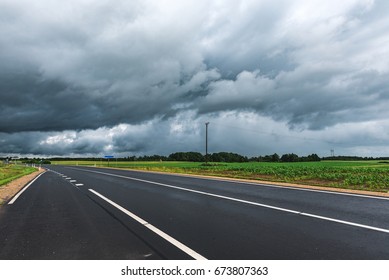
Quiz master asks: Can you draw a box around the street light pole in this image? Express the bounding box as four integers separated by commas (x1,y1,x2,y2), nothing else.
205,122,209,163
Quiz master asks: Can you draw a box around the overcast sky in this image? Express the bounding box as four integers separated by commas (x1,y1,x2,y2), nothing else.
1,0,389,158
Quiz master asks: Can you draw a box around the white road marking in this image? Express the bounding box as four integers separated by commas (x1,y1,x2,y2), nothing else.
89,189,207,260
225,180,389,201
77,168,389,234
65,177,72,180
8,172,46,205
75,183,84,186
126,169,389,201
70,180,77,183
68,167,389,201
300,213,389,234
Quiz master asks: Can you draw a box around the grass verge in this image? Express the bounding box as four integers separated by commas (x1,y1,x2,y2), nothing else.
0,164,38,187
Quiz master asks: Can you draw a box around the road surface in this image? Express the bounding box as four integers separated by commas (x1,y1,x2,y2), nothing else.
1,165,389,259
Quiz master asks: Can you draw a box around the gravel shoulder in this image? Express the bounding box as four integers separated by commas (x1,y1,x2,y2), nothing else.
0,168,44,205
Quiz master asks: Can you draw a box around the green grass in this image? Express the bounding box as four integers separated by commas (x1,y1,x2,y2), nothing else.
51,160,389,193
0,164,37,186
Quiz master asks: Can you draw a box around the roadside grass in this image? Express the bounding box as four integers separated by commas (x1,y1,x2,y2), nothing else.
51,160,389,193
0,164,37,187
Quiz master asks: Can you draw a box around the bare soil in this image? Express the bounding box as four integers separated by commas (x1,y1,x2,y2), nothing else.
0,168,45,205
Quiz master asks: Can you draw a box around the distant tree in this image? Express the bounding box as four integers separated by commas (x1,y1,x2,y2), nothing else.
186,152,205,162
307,153,321,162
125,156,137,161
210,152,248,163
280,153,299,162
263,155,272,162
250,153,280,162
168,152,204,162
271,153,280,162
137,154,167,161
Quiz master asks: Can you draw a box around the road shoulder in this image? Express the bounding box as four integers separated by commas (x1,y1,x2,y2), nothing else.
0,168,45,205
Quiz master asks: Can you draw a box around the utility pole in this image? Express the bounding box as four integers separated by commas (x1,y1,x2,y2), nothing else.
205,122,210,163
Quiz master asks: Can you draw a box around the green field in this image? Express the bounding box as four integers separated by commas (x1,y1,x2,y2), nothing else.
51,160,389,193
0,164,37,186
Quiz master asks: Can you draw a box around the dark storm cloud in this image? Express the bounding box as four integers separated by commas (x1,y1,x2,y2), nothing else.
0,0,218,133
0,69,96,132
194,0,389,130
197,67,389,130
0,65,220,132
0,114,203,156
1,0,389,156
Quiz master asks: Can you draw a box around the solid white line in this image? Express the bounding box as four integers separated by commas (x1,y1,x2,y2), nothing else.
8,172,46,205
78,168,389,234
88,189,207,260
129,169,389,201
226,180,389,201
68,167,389,201
301,213,389,234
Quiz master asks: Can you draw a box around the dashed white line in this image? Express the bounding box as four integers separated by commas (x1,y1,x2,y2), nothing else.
75,183,84,186
70,180,77,183
89,189,207,260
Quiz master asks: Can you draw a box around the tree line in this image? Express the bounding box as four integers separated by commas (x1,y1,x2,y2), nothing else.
11,153,389,164
119,152,321,163
34,152,321,163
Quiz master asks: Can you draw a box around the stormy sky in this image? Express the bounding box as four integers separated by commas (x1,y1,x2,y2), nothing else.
1,0,389,157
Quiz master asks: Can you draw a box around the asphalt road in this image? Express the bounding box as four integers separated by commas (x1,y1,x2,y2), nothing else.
1,165,389,260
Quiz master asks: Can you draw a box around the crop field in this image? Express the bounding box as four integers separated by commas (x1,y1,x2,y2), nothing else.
51,160,389,192
0,164,37,186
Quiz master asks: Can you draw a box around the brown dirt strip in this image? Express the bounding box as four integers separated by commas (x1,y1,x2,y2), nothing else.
0,168,45,205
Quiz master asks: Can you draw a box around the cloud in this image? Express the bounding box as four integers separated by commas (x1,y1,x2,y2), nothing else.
3,111,389,158
1,0,389,156
0,0,217,133
195,0,389,130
